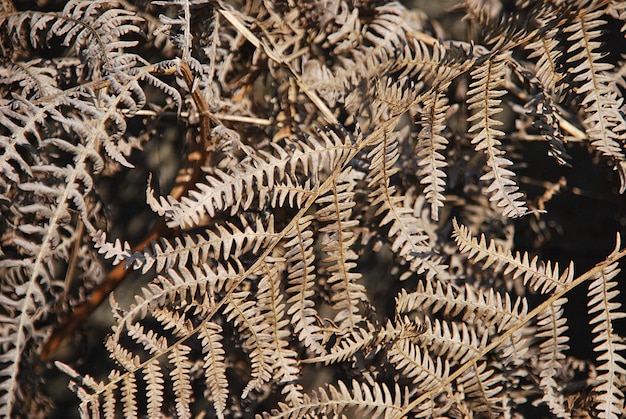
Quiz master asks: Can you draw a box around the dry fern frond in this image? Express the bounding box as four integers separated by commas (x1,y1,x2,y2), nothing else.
453,219,574,293
564,7,626,192
2,0,626,417
262,379,409,419
587,259,626,419
467,51,528,218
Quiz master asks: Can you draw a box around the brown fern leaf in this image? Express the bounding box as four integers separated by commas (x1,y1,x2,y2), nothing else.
262,379,410,419
467,51,528,217
284,215,325,354
564,8,626,192
587,259,626,419
198,322,229,419
453,218,574,293
316,168,368,332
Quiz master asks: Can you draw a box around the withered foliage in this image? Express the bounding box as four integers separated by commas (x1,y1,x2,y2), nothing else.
1,0,626,417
